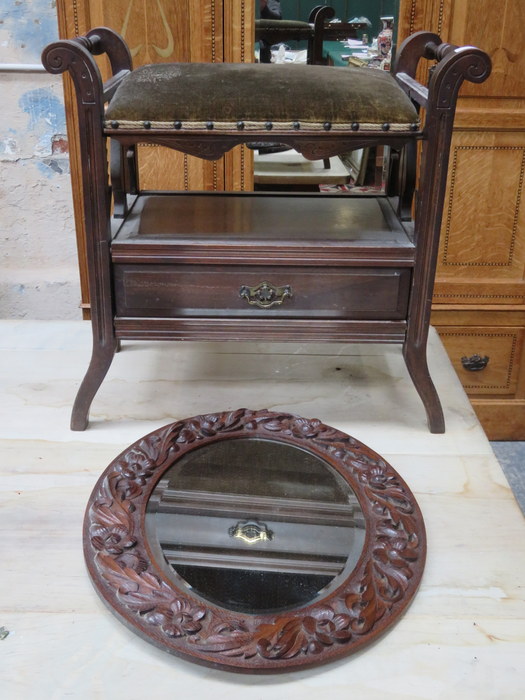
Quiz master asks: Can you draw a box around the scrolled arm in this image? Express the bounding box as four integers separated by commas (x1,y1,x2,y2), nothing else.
393,31,491,114
428,45,492,111
85,27,133,76
308,5,335,24
42,39,103,108
42,27,133,110
42,38,88,75
423,41,457,62
394,30,442,78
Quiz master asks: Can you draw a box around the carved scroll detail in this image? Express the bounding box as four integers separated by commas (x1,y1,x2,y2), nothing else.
41,40,103,107
430,48,492,111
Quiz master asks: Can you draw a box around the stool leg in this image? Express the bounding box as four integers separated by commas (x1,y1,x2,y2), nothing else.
403,341,445,434
71,339,117,431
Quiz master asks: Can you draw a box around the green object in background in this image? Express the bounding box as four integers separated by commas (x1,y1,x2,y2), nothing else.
322,41,368,66
278,1,399,43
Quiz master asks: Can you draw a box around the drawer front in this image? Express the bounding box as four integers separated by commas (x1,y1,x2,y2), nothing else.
114,264,411,320
437,326,525,395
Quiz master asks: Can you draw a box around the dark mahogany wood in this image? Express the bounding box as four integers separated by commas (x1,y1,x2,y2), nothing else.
111,194,415,266
113,264,411,320
83,409,427,673
394,34,491,434
42,32,118,431
113,318,408,343
42,29,491,432
105,131,416,163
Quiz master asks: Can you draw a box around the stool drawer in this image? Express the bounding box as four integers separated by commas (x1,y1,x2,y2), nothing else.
114,264,411,320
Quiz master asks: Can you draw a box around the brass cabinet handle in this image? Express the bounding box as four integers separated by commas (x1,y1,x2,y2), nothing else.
228,519,274,544
461,354,489,371
239,281,293,309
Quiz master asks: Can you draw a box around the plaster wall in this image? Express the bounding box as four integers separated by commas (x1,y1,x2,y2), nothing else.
0,0,80,319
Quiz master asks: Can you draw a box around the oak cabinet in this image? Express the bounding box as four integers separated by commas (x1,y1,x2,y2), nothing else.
436,324,525,396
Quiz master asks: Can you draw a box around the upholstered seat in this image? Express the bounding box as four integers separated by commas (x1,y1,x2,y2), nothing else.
255,18,314,40
104,63,419,133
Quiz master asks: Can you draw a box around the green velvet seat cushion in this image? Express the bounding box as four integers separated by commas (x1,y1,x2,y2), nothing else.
105,62,419,133
255,19,313,30
255,18,314,40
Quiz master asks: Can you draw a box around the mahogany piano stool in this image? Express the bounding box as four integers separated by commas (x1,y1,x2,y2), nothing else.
42,29,491,432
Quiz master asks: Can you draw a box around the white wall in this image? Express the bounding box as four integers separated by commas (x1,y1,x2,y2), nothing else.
0,0,81,319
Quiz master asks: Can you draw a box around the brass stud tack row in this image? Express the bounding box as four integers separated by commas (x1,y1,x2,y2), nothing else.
106,120,420,133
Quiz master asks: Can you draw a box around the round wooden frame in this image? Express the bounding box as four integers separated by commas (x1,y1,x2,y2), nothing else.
83,409,426,673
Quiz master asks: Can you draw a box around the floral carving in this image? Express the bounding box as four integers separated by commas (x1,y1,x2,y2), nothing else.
97,553,205,638
90,499,136,555
191,607,353,659
261,415,336,439
85,409,425,670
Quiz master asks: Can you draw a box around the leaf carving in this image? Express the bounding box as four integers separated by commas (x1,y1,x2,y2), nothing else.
97,552,205,633
194,608,353,660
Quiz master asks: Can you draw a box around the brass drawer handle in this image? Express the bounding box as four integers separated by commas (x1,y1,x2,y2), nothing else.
239,281,293,309
461,354,489,371
229,519,274,544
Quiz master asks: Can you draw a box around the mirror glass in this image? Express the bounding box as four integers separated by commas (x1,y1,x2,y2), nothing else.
253,1,400,196
146,438,365,614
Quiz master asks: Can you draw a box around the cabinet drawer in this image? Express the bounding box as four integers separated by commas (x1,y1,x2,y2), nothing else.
114,264,411,320
437,326,525,395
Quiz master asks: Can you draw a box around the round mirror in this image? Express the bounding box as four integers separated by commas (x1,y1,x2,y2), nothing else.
84,409,425,673
145,438,365,614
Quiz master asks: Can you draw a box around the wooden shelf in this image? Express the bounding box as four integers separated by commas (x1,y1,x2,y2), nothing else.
111,193,415,265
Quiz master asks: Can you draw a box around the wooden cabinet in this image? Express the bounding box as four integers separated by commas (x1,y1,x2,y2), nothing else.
399,0,525,438
56,0,254,316
435,323,525,396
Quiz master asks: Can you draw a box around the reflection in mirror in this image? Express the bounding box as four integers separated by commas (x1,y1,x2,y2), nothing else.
146,439,365,614
253,1,400,196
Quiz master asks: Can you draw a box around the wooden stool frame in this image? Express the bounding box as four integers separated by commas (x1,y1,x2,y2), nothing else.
42,29,491,432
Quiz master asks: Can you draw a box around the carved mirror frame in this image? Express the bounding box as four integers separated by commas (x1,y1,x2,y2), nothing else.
84,409,426,673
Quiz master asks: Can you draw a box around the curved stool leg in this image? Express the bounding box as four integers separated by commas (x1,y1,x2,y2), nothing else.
71,340,117,431
403,342,445,433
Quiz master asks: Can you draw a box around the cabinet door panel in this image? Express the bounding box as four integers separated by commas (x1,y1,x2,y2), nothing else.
447,0,525,100
434,131,525,305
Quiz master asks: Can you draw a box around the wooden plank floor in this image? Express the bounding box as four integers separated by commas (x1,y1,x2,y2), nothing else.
1,321,524,697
